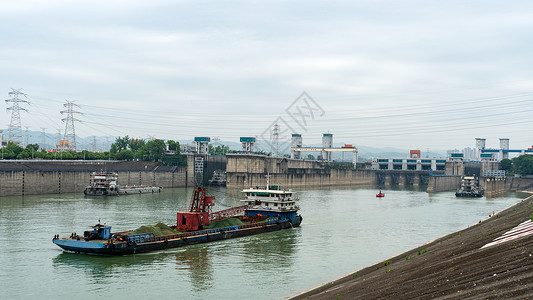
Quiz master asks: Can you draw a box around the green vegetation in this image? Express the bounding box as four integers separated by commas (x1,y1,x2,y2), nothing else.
0,136,186,165
405,255,411,260
384,261,391,267
500,158,513,173
208,144,231,155
0,141,112,160
530,213,533,221
417,248,428,255
500,155,533,176
512,155,533,175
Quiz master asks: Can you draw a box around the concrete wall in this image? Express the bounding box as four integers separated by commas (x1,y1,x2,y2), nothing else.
226,154,375,187
227,169,376,188
505,177,533,192
0,166,188,197
481,177,506,198
426,175,461,193
445,161,464,176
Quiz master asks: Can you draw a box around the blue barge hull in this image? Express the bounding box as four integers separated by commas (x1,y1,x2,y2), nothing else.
53,216,302,255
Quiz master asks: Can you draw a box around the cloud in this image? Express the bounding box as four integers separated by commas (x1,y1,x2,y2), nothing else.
1,1,533,149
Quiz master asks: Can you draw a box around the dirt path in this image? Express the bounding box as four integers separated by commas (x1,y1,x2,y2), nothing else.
291,196,533,299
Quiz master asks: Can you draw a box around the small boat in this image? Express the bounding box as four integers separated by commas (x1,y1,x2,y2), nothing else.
455,176,484,197
207,169,226,186
376,189,385,198
53,184,302,255
84,171,162,196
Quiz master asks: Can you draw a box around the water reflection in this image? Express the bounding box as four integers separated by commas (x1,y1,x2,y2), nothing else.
175,246,213,292
241,228,301,271
52,250,178,284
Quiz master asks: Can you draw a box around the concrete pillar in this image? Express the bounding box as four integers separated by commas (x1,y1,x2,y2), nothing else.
402,160,407,170
413,175,420,186
398,174,406,186
384,174,392,186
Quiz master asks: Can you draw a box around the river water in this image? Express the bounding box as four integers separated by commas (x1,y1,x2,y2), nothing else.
0,187,528,299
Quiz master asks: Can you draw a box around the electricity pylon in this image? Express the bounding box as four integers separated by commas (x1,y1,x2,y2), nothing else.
61,100,81,151
5,88,29,145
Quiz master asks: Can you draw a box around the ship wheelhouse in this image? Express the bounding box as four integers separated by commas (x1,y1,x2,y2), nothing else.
241,185,299,220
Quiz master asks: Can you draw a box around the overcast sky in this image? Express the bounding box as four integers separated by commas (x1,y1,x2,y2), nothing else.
2,0,533,151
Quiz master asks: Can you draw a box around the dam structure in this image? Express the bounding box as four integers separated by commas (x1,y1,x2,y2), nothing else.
225,153,375,188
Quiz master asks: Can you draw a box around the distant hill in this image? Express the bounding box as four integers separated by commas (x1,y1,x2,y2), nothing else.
1,129,446,160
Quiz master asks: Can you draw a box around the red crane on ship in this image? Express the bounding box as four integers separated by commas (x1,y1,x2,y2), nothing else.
176,187,250,231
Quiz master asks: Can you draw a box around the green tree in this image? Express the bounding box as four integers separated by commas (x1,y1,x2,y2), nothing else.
162,152,187,166
142,139,166,161
6,142,23,157
83,150,98,160
167,140,177,151
307,154,315,160
208,144,230,155
26,144,40,151
115,136,131,151
60,152,73,160
500,158,512,173
116,149,134,160
109,143,118,154
17,150,30,159
129,138,145,153
101,151,112,160
512,154,533,175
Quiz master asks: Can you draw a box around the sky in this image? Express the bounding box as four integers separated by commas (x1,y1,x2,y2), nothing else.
1,0,533,152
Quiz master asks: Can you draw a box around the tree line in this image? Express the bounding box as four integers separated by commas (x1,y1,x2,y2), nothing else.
0,136,187,166
501,155,533,175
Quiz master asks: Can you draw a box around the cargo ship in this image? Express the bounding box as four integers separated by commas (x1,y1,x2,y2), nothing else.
53,183,302,255
455,176,484,197
83,171,162,196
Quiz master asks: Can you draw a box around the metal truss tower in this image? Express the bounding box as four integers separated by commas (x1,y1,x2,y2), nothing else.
41,127,47,150
61,100,81,151
271,123,280,157
5,88,29,145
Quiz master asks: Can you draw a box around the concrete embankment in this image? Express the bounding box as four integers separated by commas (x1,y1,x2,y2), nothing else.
426,175,461,193
0,160,187,196
226,154,376,187
291,195,533,299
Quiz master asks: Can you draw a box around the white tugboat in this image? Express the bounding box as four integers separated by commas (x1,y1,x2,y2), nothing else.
84,171,162,196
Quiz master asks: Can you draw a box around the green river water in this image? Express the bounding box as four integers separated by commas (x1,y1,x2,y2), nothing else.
0,186,528,299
